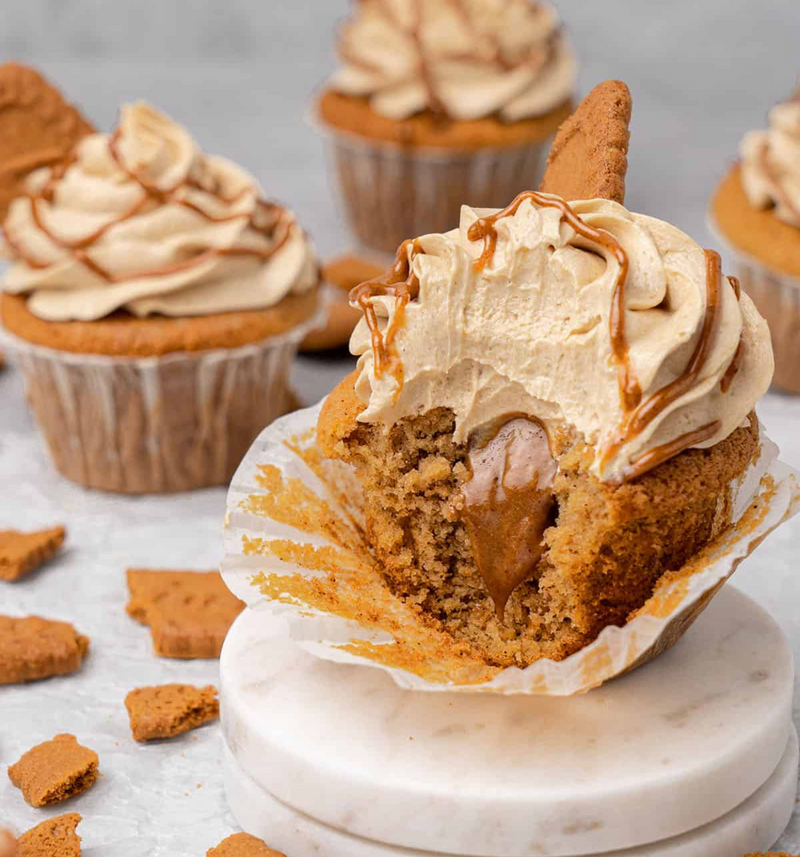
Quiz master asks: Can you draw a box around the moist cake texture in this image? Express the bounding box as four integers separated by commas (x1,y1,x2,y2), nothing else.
320,376,759,667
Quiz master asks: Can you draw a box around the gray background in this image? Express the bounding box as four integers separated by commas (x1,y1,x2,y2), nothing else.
2,2,800,855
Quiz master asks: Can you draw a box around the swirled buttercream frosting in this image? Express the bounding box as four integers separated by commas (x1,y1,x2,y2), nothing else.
740,97,800,228
330,0,576,122
1,102,318,321
348,191,773,483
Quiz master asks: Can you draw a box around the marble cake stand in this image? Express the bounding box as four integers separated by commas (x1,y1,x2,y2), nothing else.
220,586,798,857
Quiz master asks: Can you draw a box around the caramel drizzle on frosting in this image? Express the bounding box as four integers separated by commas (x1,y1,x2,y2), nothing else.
468,193,735,482
348,0,554,117
720,276,743,394
467,190,642,412
5,130,292,284
350,238,422,386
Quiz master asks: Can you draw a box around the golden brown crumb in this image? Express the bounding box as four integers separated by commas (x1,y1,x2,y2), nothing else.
8,735,98,807
16,813,81,856
0,526,65,582
207,832,286,856
125,684,219,742
0,616,89,685
126,570,244,659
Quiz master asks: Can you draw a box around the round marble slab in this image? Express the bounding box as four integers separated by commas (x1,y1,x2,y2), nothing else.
220,586,795,857
223,730,799,857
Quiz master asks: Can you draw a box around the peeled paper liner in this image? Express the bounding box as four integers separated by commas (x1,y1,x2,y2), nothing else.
223,401,800,696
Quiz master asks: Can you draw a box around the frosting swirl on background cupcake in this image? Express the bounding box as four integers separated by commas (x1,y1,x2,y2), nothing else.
1,102,318,321
740,97,800,228
349,193,773,482
330,0,576,122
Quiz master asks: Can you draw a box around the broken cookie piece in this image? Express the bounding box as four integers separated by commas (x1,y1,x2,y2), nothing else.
8,734,98,807
207,832,286,857
0,615,89,685
0,828,16,857
126,570,244,659
539,79,632,204
0,63,94,221
0,526,66,582
125,684,219,742
16,813,81,856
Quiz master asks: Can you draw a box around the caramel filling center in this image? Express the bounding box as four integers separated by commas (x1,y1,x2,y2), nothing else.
460,416,557,620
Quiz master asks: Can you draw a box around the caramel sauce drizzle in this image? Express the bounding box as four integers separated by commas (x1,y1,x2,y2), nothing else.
467,190,642,411
466,192,735,482
720,275,743,394
349,239,422,387
5,128,292,285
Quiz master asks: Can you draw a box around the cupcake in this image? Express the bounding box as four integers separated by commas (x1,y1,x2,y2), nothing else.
711,92,800,394
1,101,320,494
317,0,576,255
317,82,774,668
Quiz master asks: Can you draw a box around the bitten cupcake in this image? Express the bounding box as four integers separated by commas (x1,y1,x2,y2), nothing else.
1,101,320,494
317,0,576,255
317,82,774,668
711,92,800,394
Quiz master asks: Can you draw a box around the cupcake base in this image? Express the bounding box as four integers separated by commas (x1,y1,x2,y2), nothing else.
220,587,796,857
3,329,308,494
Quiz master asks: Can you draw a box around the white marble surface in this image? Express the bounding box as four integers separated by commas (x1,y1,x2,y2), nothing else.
223,734,800,857
220,588,795,857
1,2,800,853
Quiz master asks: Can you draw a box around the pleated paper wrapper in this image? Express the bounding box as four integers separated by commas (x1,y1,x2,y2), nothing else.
222,401,800,696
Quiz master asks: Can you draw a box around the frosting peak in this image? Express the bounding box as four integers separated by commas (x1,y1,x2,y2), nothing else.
740,97,800,228
1,102,318,321
330,0,576,122
349,193,773,482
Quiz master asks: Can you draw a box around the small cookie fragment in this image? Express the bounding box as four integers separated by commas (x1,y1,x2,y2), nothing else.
0,615,89,685
0,828,16,857
8,734,99,808
126,570,244,659
301,253,385,352
539,79,632,204
125,683,219,742
16,813,81,857
0,63,94,221
0,526,66,582
207,832,286,857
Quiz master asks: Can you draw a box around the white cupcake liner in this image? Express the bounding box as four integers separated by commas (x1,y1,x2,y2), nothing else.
709,215,800,395
0,304,324,494
316,119,552,256
222,400,799,695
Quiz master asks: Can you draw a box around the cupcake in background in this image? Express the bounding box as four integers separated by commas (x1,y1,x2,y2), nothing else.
711,92,800,393
1,100,321,494
317,0,576,255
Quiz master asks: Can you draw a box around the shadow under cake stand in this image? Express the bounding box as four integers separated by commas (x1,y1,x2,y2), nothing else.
220,585,798,857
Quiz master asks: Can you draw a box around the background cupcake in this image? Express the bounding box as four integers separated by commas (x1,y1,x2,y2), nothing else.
1,102,321,494
316,0,576,255
711,93,800,394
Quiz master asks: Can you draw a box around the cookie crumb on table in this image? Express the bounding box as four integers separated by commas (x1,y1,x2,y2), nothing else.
207,832,286,856
0,615,89,685
8,734,99,807
16,813,82,856
0,526,66,582
126,570,244,659
125,684,219,742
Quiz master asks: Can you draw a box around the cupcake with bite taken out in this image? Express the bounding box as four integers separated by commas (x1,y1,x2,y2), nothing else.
316,0,576,255
711,90,800,394
1,101,320,494
317,82,774,668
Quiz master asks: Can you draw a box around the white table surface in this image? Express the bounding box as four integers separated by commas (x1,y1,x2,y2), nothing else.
2,1,800,852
